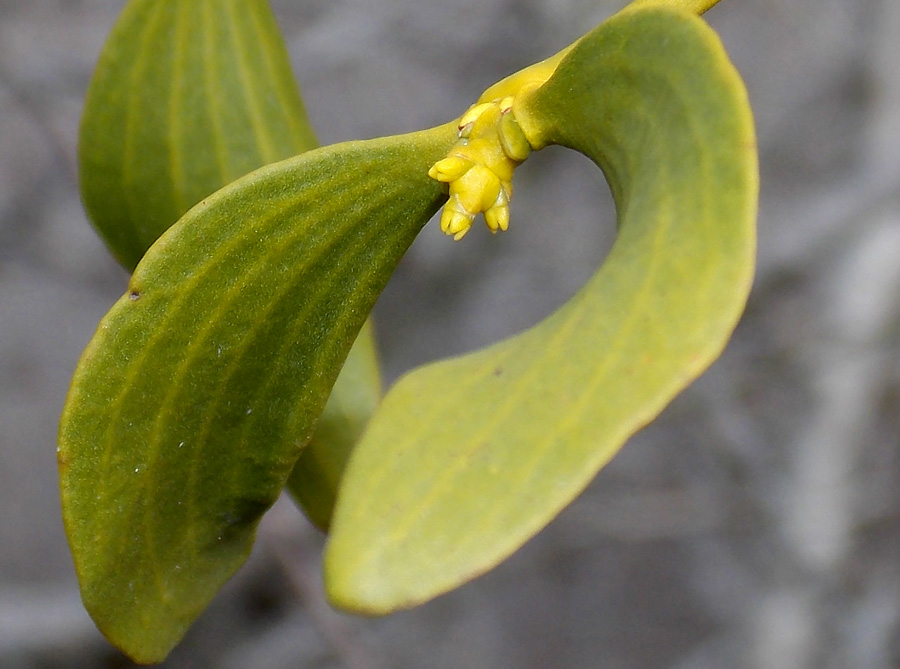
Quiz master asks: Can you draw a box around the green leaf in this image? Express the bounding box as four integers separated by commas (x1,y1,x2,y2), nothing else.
629,0,723,15
58,124,456,663
77,0,378,538
285,319,382,531
78,0,317,271
324,5,758,614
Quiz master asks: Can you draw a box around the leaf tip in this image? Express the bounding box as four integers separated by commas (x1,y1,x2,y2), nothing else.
322,541,410,616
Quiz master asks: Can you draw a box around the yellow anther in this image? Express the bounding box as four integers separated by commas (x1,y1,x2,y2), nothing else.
452,164,501,214
440,196,477,240
430,95,534,240
428,156,473,183
458,102,494,136
484,193,510,233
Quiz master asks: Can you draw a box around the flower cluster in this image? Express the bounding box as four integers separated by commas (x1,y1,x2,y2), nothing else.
429,96,533,240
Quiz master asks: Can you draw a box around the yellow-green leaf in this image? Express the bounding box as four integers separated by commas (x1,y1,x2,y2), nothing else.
325,6,758,614
629,0,723,15
58,124,455,663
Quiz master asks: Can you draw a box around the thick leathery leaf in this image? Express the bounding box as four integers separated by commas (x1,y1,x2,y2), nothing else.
631,0,723,14
478,0,720,106
78,0,317,271
325,6,757,613
286,319,382,531
58,123,455,663
77,0,379,539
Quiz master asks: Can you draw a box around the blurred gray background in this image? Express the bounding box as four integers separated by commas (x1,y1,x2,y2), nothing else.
2,0,899,667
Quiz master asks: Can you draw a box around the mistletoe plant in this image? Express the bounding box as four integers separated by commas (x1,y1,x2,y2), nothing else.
59,0,757,662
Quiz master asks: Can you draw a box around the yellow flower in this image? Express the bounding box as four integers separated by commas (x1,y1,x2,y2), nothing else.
429,96,533,240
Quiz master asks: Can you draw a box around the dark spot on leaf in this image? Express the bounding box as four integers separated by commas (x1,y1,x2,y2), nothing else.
128,291,140,301
493,367,504,377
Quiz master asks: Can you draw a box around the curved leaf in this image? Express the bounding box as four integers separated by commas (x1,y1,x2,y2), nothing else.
78,0,317,271
58,124,455,663
630,0,723,14
479,0,721,105
325,6,758,613
285,319,382,531
77,0,376,537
